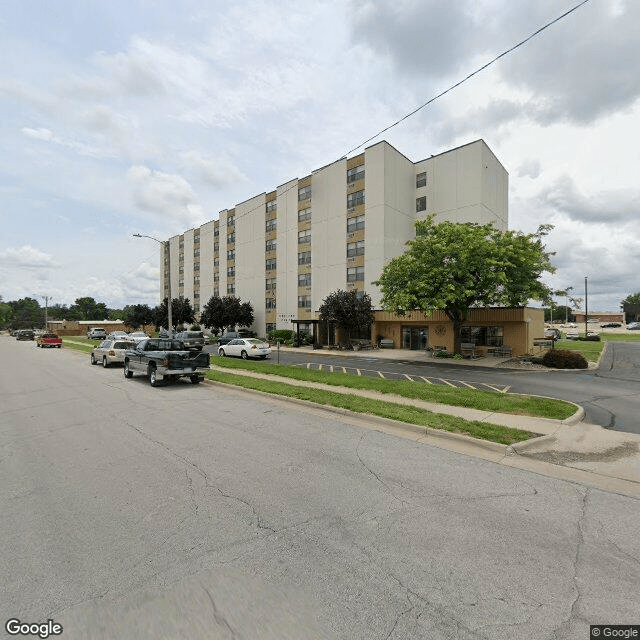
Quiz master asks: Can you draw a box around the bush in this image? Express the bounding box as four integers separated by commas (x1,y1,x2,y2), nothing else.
268,329,296,343
541,349,588,369
190,324,201,331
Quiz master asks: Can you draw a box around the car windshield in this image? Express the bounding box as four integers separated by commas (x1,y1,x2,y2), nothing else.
113,341,134,349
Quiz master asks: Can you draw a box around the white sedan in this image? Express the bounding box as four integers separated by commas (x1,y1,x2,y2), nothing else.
218,338,271,359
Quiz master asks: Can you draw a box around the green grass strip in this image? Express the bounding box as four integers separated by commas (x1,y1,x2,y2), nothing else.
210,357,575,420
554,339,603,361
206,370,536,445
62,338,95,353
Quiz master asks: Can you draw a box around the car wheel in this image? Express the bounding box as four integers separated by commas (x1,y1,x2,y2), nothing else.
149,365,159,387
91,353,96,365
219,349,225,357
102,356,109,368
190,375,201,384
259,355,267,359
124,361,133,378
241,350,248,359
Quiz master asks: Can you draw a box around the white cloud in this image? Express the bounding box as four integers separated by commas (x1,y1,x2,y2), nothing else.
0,245,59,268
128,165,205,226
180,151,247,188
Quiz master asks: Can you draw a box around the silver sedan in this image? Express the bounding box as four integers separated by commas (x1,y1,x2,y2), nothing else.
217,338,271,359
91,339,135,367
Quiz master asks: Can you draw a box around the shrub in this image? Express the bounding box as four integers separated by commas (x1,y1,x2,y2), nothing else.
541,349,588,369
269,329,296,343
190,324,201,331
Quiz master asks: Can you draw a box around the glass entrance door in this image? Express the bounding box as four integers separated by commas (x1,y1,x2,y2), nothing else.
402,326,429,350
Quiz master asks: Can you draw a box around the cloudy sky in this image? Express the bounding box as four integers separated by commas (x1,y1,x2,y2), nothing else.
1,0,638,313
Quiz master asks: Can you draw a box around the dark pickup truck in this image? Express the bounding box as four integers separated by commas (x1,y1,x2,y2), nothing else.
123,338,210,387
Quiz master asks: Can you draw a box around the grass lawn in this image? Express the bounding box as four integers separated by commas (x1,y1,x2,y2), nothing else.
62,337,98,353
554,339,604,362
206,370,537,445
209,356,576,420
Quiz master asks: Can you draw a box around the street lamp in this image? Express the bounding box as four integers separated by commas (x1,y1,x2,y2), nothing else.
133,233,172,333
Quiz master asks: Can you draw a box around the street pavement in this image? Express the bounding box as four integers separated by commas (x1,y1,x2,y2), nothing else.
1,337,639,639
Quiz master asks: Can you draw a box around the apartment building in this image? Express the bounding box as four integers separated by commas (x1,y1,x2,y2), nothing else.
161,139,508,338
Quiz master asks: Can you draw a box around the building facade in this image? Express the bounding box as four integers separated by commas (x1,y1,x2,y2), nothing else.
162,139,508,339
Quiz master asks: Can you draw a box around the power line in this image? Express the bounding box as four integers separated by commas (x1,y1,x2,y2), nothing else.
343,0,592,157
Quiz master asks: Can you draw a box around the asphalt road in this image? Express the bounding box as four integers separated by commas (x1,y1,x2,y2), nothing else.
227,342,640,435
1,337,639,639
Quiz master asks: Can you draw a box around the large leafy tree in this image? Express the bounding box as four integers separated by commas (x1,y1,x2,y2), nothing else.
0,296,14,328
8,297,43,329
124,304,154,329
200,295,254,334
621,292,640,322
69,296,109,320
318,289,374,343
154,297,195,331
375,217,555,353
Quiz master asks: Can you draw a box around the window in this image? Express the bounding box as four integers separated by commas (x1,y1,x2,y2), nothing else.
227,284,235,295
347,189,365,208
227,233,235,244
460,326,504,347
227,249,235,260
298,295,311,309
265,219,277,232
298,251,311,265
347,266,364,282
265,239,276,252
265,297,276,309
194,235,200,244
227,215,235,227
266,258,277,271
355,291,366,300
416,172,427,188
194,275,200,284
179,267,184,275
265,277,276,290
214,243,219,252
266,200,277,213
194,291,200,299
266,323,276,333
347,240,365,257
178,279,184,287
298,207,311,222
214,228,219,237
347,164,365,183
194,263,200,271
347,215,365,232
214,274,219,282
298,229,311,244
298,185,312,201
194,303,199,313
416,196,426,212
213,288,219,297
194,248,200,257
298,273,311,287
227,266,235,277
214,258,219,267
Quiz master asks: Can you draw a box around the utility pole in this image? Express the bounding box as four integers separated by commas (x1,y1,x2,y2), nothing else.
34,294,51,330
133,234,172,334
584,276,588,337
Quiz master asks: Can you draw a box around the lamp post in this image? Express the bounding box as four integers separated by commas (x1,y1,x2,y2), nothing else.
34,294,51,330
133,233,172,333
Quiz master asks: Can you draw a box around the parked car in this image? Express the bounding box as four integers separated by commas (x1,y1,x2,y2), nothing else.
91,339,135,367
544,328,561,340
565,329,580,340
218,338,271,359
127,331,150,343
37,332,62,348
108,331,130,340
217,330,254,346
175,330,205,351
601,322,621,328
627,322,640,330
87,327,108,340
123,338,210,386
16,330,35,341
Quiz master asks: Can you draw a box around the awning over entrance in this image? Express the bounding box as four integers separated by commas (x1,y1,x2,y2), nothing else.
291,319,320,345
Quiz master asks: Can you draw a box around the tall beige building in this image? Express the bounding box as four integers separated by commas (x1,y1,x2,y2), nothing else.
161,139,508,336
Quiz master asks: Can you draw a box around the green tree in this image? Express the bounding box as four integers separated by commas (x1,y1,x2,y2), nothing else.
200,295,254,334
8,297,44,329
621,292,640,323
69,297,108,320
124,304,154,329
153,297,195,331
0,296,14,328
318,290,374,344
375,217,555,353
